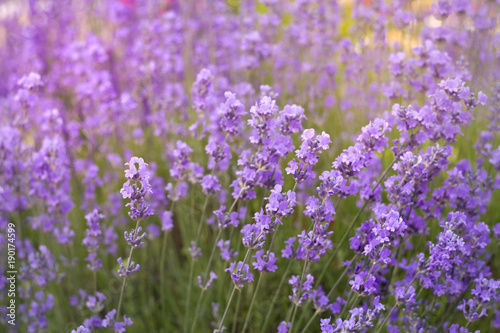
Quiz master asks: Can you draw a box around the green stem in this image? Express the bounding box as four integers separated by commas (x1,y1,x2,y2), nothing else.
184,197,209,332
218,286,237,332
289,256,310,333
289,304,299,333
301,310,320,333
116,246,133,320
198,189,242,285
190,289,206,333
160,202,175,319
183,257,196,333
228,189,243,215
327,254,358,298
315,200,368,288
339,290,354,319
160,232,168,282
116,276,127,321
267,224,280,252
315,159,396,288
116,218,142,321
261,260,293,332
285,303,295,323
298,255,358,333
241,247,252,266
202,229,223,282
93,270,97,295
375,274,419,333
194,195,210,245
190,228,223,332
231,286,243,333
375,303,397,333
241,273,263,333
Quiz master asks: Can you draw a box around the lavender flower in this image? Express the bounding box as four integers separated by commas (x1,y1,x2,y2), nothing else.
357,118,391,152
117,257,140,277
102,309,133,332
124,226,146,248
289,274,314,306
198,272,218,290
309,286,333,313
201,175,222,195
277,321,291,333
189,241,202,259
458,276,500,323
82,210,104,271
252,250,278,273
320,297,385,332
265,184,297,218
217,239,238,261
214,205,240,229
5,1,500,331
225,261,254,289
161,210,174,232
241,224,266,249
72,326,90,333
86,292,106,314
286,128,330,183
219,91,246,135
120,157,153,221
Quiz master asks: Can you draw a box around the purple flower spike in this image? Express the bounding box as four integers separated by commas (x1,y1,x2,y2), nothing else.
252,250,278,273
266,184,297,218
217,239,238,261
82,210,104,271
296,129,331,165
121,157,154,221
124,226,146,248
161,210,174,232
117,257,140,278
219,91,246,135
289,274,314,306
277,321,291,333
225,261,254,289
214,205,240,229
189,241,202,259
198,271,218,290
357,118,391,152
102,309,133,332
72,326,90,333
201,174,222,195
279,104,306,135
241,224,266,249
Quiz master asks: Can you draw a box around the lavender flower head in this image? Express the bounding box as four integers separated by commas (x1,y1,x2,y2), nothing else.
219,91,246,135
198,271,218,290
252,250,278,273
286,129,331,183
289,274,314,306
117,257,140,277
120,157,154,221
82,210,104,271
225,261,254,289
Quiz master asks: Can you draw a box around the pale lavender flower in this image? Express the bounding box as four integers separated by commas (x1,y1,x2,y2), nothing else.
225,261,254,289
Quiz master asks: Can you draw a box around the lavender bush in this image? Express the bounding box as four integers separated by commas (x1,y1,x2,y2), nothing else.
1,0,500,332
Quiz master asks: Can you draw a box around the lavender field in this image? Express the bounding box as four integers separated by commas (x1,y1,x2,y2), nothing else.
1,0,500,332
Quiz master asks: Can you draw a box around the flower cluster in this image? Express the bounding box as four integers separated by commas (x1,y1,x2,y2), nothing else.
286,129,331,184
225,261,254,289
289,274,314,306
82,210,104,271
120,157,154,221
4,0,500,332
